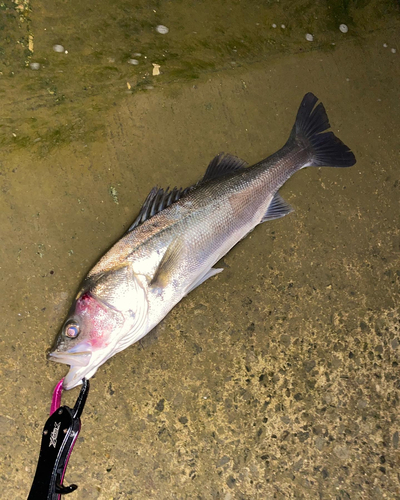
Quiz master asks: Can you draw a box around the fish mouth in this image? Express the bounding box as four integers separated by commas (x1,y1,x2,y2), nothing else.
48,342,95,389
49,350,92,367
48,341,117,390
49,352,95,390
48,341,93,367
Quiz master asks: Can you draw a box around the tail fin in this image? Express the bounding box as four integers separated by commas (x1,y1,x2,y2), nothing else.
291,93,356,167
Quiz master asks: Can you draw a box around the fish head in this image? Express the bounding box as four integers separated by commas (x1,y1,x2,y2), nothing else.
49,266,149,389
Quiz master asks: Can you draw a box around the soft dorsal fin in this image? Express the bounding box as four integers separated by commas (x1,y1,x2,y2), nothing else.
202,153,248,182
127,186,191,232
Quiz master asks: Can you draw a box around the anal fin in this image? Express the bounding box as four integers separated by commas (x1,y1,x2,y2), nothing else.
261,192,293,222
185,268,224,296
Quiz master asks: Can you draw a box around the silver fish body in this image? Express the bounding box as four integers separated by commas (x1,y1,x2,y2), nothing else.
49,93,356,389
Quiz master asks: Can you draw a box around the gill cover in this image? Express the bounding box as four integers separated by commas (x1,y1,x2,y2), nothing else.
89,264,149,351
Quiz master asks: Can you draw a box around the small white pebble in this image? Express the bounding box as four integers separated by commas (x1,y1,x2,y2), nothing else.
65,50,68,54
128,58,139,65
346,78,350,81
383,43,388,48
339,24,348,33
156,25,169,34
281,24,286,29
391,48,396,53
305,33,314,42
272,23,277,28
133,52,142,57
30,62,40,70
53,44,64,53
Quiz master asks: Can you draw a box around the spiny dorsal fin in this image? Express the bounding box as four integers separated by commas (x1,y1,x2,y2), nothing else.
127,185,191,232
202,153,248,182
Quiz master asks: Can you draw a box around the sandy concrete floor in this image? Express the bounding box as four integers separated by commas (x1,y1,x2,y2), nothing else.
0,1,399,498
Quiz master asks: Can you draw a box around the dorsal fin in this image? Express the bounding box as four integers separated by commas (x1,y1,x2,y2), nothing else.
127,186,191,232
202,153,248,182
127,153,247,232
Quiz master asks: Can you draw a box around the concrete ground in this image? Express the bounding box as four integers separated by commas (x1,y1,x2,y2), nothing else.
0,0,399,498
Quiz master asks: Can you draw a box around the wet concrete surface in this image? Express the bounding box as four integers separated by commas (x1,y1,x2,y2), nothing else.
1,1,400,498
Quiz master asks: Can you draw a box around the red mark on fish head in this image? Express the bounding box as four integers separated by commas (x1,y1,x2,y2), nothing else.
74,293,124,349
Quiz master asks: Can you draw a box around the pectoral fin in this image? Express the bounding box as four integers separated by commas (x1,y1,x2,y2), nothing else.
150,240,223,297
150,239,186,291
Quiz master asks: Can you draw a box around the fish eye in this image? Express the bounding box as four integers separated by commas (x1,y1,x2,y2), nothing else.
65,321,80,338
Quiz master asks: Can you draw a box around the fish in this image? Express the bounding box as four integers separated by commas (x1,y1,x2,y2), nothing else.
49,93,356,389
